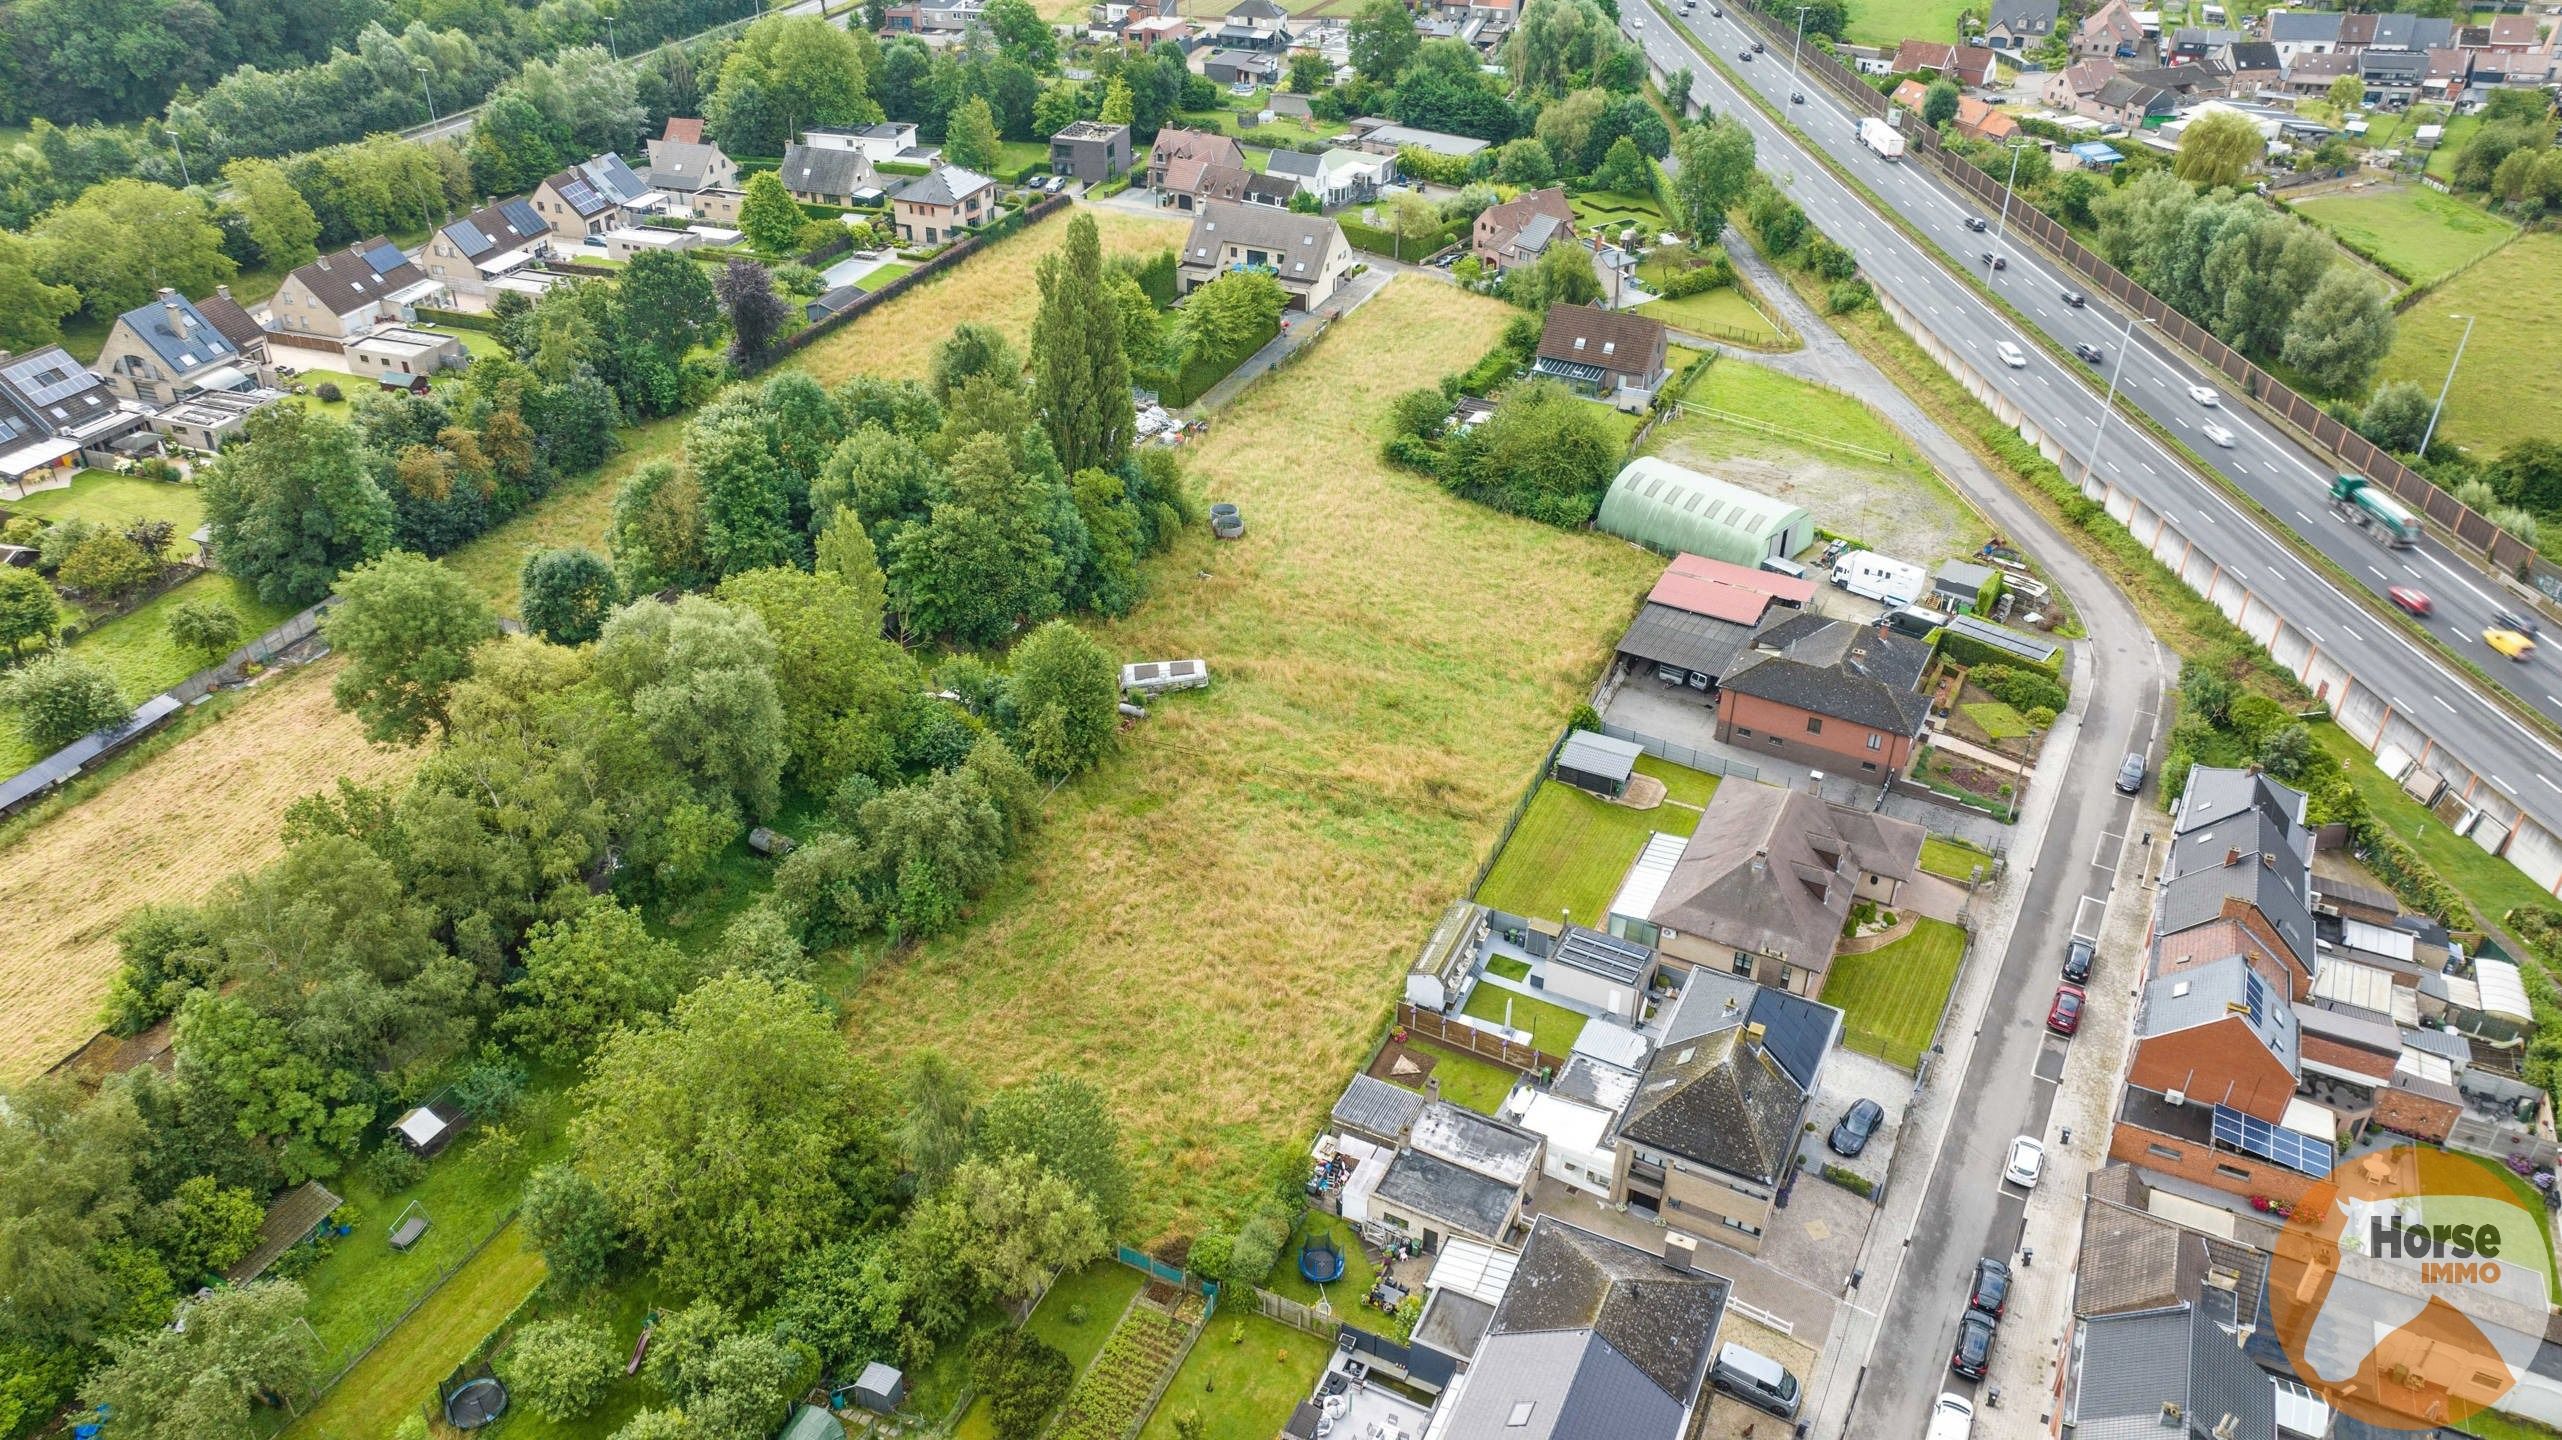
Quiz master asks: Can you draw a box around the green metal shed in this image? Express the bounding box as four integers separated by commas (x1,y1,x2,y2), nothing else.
1594,458,1814,568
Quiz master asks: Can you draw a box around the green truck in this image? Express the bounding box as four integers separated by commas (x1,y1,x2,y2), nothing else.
2330,474,2422,549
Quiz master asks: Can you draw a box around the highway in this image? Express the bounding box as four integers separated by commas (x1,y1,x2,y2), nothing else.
1620,0,2562,841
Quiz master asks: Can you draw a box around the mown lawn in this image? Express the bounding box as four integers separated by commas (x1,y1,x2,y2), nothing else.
1390,1038,1520,1114
1475,779,1694,928
1920,835,1996,882
2374,230,2562,455
1135,1312,1328,1440
1637,753,1718,807
5,471,204,532
1821,917,1966,1070
1570,188,1671,237
1845,0,1971,47
1460,977,1591,1057
1258,1210,1380,1323
284,1222,548,1440
2291,185,2516,284
1635,282,1786,343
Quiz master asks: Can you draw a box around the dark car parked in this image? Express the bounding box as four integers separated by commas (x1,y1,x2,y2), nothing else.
2116,752,2146,794
2063,936,2094,984
1950,1308,1999,1380
1828,1098,1885,1157
1967,1257,2012,1318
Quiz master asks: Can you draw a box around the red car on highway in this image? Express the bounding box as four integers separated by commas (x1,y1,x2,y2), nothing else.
2047,984,2086,1036
2389,586,2432,617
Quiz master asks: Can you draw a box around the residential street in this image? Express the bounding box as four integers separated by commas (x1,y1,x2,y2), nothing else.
1672,186,2170,1440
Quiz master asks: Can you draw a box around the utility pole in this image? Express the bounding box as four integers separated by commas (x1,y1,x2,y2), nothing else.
1988,136,2031,276
1790,4,1812,96
162,130,191,188
2076,308,2152,500
414,63,440,128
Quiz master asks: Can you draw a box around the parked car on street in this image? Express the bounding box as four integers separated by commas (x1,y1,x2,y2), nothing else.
2063,936,2094,983
1967,1257,2013,1318
2115,752,2146,794
2003,1135,2044,1189
1950,1308,1999,1379
1828,1098,1885,1157
2047,983,2086,1036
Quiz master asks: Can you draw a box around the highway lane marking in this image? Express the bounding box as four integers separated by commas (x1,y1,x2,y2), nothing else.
2344,627,2363,642
2543,775,2562,793
2368,565,2387,580
2303,628,2324,644
2437,697,2459,714
2295,509,2314,524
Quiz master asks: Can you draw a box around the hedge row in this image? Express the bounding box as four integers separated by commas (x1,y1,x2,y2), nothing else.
1340,216,1462,259
415,306,502,333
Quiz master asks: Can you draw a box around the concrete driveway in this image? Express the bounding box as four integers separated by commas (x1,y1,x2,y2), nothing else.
1801,1048,1909,1190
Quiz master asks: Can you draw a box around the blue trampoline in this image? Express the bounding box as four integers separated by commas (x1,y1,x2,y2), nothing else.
1298,1228,1345,1284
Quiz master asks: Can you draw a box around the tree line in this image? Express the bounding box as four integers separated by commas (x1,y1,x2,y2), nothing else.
1,210,1178,1440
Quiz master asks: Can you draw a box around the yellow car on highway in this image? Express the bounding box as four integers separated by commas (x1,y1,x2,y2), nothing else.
2485,625,2537,661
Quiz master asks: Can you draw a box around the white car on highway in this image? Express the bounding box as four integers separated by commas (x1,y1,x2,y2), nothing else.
2203,422,2236,448
1996,341,2028,368
2188,384,2221,406
2003,1135,2045,1188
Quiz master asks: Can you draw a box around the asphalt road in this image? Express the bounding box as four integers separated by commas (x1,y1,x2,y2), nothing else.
1622,2,2562,841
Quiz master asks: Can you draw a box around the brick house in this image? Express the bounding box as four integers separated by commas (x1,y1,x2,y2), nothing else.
645,117,738,199
1891,40,1998,86
889,163,998,245
1713,614,1933,780
97,288,274,404
1148,127,1248,206
422,197,551,305
1470,185,1576,269
1641,781,1922,996
531,153,658,243
1607,1020,1807,1254
1175,201,1352,310
777,142,880,206
2074,0,2146,59
1531,302,1668,400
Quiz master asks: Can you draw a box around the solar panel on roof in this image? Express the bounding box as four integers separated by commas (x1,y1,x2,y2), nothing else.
2212,1104,2332,1176
500,199,543,234
448,220,489,252
559,179,601,212
3,356,95,408
363,242,406,274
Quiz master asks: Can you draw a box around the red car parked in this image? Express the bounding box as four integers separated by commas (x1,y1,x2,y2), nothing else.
2389,586,2432,617
2047,984,2086,1036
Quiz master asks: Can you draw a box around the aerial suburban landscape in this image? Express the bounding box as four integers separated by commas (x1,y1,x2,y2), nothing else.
3,0,2562,1436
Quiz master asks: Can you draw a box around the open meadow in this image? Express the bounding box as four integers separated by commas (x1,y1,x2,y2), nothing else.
0,661,417,1076
2374,230,2562,456
2289,184,2516,285
841,276,1663,1236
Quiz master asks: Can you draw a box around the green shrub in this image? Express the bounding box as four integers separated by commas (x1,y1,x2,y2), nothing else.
1821,1164,1874,1198
1968,664,2066,713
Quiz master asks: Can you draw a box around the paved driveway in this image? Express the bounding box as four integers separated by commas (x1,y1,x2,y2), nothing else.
1800,1048,1909,1189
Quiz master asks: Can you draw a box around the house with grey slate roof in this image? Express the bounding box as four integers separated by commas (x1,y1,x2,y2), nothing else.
1369,1099,1542,1249
532,153,660,244
645,118,737,196
1985,0,2057,50
891,163,998,245
1713,613,1934,782
1435,1217,1729,1440
1643,779,1921,995
1606,1020,1809,1255
778,142,881,207
2066,1287,2278,1440
1175,201,1353,310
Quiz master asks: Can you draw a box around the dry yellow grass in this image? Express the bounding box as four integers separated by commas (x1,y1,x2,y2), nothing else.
792,206,1190,388
0,661,420,1078
844,277,1662,1235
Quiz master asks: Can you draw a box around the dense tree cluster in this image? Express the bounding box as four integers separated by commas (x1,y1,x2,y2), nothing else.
2445,89,2562,217
2090,169,2393,395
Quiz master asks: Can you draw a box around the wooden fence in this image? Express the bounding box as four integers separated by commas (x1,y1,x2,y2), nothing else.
1396,1002,1564,1075
1716,0,2562,608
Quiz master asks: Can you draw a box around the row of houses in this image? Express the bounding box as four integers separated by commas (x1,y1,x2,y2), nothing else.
2108,766,2547,1208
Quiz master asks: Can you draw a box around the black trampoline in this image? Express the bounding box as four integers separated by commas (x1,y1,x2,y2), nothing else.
1298,1229,1345,1285
443,1377,509,1429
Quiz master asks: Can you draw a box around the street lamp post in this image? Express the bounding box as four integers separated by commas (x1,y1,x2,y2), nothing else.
1988,136,2032,277
1790,4,1812,94
604,15,619,58
2419,311,2475,457
162,130,191,189
2077,308,2153,499
414,63,439,127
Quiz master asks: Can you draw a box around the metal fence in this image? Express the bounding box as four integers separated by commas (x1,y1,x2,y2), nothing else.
1665,401,1893,462
1595,722,1761,782
1721,0,2562,608
170,599,333,703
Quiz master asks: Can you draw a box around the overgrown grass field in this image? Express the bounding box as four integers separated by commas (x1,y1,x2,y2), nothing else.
2374,230,2562,455
841,277,1664,1236
2290,185,2516,284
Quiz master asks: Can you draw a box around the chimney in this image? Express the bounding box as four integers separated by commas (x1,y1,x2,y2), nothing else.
2212,1416,2238,1440
1749,847,1769,878
1742,1022,1766,1050
2224,846,2242,867
215,284,232,301
2261,852,2275,869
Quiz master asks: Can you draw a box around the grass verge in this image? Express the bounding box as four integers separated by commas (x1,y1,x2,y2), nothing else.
1920,834,1996,881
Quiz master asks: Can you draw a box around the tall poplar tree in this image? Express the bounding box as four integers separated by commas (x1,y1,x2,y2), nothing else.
1028,213,1133,477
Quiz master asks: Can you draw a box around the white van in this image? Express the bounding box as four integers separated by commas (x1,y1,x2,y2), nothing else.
1926,1391,1975,1440
1830,550,1927,606
1708,1343,1802,1420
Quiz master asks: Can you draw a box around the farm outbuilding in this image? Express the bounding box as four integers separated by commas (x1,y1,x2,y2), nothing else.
1553,731,1644,798
1932,558,1999,613
1594,458,1814,569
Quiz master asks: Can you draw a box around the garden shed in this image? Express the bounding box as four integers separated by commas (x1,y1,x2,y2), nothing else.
850,1364,905,1415
1942,614,2061,668
223,1181,343,1285
1932,559,1998,613
1595,458,1814,569
1553,731,1644,799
